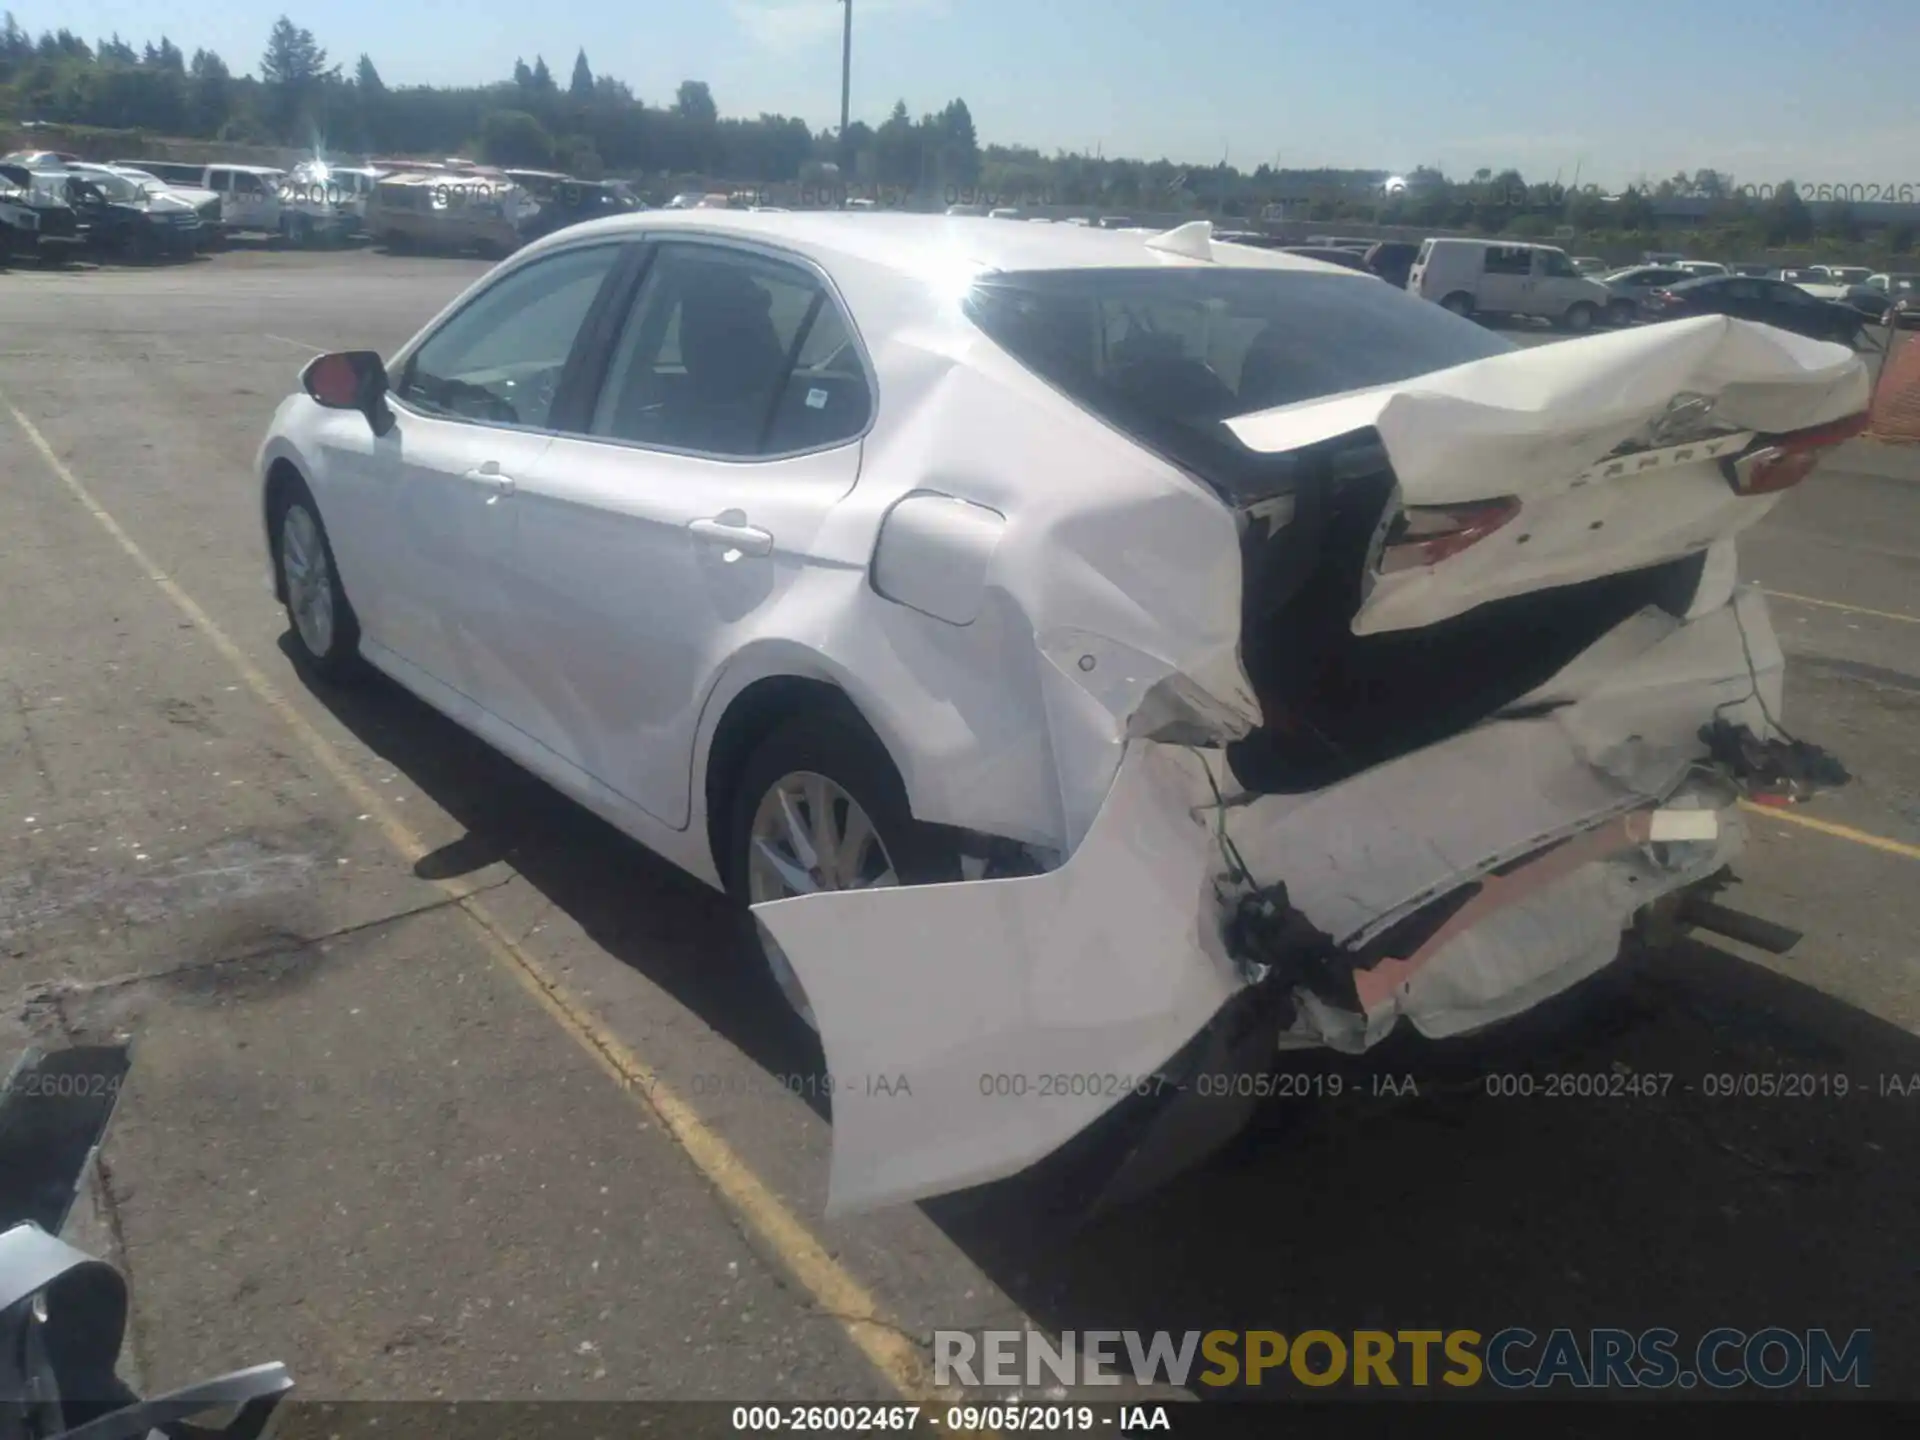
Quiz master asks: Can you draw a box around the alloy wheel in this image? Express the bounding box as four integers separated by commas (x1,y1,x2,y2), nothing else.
280,503,335,659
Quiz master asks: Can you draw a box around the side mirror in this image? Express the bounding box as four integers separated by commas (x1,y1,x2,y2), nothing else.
301,350,395,436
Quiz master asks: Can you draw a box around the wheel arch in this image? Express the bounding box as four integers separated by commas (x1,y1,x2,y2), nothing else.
262,453,310,603
699,666,902,887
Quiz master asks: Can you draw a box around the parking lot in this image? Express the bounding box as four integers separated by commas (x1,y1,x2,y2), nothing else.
3,247,1919,1404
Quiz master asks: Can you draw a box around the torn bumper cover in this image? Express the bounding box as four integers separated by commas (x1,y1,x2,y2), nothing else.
758,585,1784,1214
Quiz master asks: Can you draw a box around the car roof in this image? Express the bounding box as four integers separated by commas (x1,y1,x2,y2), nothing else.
518,211,1370,280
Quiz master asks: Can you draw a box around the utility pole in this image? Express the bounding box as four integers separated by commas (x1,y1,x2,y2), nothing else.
839,0,853,170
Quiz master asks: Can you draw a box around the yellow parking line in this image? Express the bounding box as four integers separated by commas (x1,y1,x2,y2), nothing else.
1761,589,1920,625
0,392,957,1406
1739,800,1920,862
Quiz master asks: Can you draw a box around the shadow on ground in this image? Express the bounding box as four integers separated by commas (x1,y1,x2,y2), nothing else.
290,642,1920,1400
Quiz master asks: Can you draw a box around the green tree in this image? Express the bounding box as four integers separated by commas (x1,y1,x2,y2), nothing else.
478,107,553,166
512,57,533,88
1763,181,1814,244
185,47,232,135
259,16,338,140
674,79,716,124
529,55,554,93
569,48,593,100
354,53,382,92
98,33,137,64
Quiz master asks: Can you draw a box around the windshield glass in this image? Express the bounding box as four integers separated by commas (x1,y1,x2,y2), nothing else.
963,266,1515,483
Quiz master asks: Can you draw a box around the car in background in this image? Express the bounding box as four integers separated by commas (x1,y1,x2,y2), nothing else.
519,178,641,241
255,209,1864,1216
54,166,203,260
1214,229,1284,249
0,168,38,262
1729,262,1774,277
1862,274,1920,326
1408,238,1613,330
1640,273,1868,345
1673,260,1728,277
1305,234,1373,249
1643,250,1686,264
988,207,1022,220
946,203,987,216
75,162,223,250
1095,216,1136,229
1594,265,1693,324
1812,265,1872,286
1773,266,1826,285
0,161,82,261
1279,244,1376,272
1571,255,1609,275
0,149,79,168
363,170,528,257
1364,240,1422,288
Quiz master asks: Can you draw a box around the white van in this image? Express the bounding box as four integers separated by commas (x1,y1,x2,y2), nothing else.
1408,238,1614,331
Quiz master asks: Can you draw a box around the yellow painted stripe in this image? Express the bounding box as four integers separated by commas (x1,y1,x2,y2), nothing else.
1762,589,1920,626
1739,800,1920,863
1,393,970,1408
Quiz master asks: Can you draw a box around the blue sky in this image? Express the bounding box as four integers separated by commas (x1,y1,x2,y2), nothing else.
12,0,1920,187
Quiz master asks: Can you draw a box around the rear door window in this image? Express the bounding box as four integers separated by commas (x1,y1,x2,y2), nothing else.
1484,246,1533,275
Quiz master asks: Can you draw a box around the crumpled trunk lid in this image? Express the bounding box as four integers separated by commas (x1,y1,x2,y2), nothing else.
1223,314,1868,635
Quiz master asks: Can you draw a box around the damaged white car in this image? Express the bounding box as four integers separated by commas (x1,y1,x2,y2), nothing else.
256,212,1866,1218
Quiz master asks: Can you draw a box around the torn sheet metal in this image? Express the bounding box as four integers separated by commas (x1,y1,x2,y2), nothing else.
1224,586,1781,954
751,742,1243,1216
1221,315,1869,635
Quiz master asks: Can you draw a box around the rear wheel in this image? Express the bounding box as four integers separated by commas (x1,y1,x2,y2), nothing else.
1561,301,1597,333
270,478,363,682
726,709,959,1027
1440,291,1475,317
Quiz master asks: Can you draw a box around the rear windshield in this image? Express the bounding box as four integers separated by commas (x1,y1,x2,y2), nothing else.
962,267,1514,483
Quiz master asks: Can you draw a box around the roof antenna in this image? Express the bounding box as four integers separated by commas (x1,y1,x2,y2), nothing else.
1145,220,1214,261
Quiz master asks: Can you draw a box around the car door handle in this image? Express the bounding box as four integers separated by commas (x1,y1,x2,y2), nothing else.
690,517,774,557
463,464,516,499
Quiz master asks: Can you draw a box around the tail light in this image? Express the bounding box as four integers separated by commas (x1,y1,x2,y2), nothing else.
1723,411,1869,495
1648,289,1679,305
1378,497,1521,573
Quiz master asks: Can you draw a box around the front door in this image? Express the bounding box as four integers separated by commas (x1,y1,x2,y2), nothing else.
504,238,873,828
371,240,631,701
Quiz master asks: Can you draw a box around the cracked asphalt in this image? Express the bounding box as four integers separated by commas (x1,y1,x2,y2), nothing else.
2,248,1919,1406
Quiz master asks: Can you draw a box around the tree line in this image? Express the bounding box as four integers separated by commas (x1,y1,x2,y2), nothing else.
0,12,1913,254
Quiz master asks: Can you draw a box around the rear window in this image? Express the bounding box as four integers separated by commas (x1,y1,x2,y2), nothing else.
962,267,1515,484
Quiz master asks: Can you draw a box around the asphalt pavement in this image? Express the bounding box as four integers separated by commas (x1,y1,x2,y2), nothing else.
2,249,1918,1405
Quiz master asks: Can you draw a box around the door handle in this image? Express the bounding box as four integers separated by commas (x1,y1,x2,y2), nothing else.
690,517,774,557
463,464,516,499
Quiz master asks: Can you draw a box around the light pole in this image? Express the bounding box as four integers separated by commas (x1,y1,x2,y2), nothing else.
839,0,853,170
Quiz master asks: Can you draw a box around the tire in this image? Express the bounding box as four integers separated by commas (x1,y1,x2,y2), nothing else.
725,708,960,1027
1561,301,1596,333
269,477,364,683
1440,291,1475,317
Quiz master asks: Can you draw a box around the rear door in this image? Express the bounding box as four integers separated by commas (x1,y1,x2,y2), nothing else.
501,237,873,828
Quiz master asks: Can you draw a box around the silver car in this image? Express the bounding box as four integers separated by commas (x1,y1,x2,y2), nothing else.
1594,265,1691,324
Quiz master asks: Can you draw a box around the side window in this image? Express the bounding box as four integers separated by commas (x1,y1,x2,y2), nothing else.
1483,246,1532,276
1536,250,1577,278
234,172,263,196
589,243,872,457
206,169,231,193
394,244,624,430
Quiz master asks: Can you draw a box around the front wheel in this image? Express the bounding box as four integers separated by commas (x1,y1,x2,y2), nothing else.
1439,291,1475,317
1561,301,1596,333
271,480,363,682
726,710,959,1028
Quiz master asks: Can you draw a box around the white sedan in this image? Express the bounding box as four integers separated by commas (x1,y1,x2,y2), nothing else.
258,211,1866,1215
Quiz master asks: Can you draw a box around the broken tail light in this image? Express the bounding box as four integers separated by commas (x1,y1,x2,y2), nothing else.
1377,497,1521,573
1723,411,1869,495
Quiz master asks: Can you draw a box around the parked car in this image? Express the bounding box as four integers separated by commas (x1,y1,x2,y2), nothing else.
988,207,1022,220
364,171,528,257
114,160,284,238
1812,265,1872,286
1893,293,1920,329
1408,238,1613,330
1305,235,1373,249
1640,274,1868,345
1673,260,1728,277
1594,264,1693,324
1213,229,1284,249
1096,216,1137,229
0,161,82,260
1728,262,1774,277
0,149,79,168
72,162,222,250
256,211,1864,1214
519,178,641,241
0,168,37,262
278,160,380,243
1772,266,1826,285
1865,273,1920,320
1570,255,1609,275
61,166,205,259
1363,240,1421,288
1278,244,1376,271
